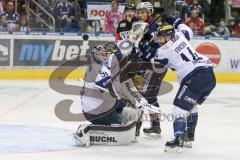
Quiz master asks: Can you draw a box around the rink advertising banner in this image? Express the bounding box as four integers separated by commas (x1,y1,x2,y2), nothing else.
191,37,240,73
86,2,126,20
0,39,10,66
13,38,111,66
0,32,240,82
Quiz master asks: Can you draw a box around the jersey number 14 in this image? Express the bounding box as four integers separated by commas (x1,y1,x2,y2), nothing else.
181,47,200,62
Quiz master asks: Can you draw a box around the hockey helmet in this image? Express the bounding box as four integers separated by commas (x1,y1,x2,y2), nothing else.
136,2,154,15
125,3,136,11
90,44,110,65
156,24,175,38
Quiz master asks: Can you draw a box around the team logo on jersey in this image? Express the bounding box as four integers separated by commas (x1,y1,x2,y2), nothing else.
120,22,127,28
196,42,221,67
184,96,197,105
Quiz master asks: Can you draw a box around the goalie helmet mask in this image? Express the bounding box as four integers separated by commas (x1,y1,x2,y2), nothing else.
90,44,111,65
156,25,175,38
136,2,154,15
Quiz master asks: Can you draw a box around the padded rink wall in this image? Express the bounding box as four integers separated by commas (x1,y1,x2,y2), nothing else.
0,32,240,83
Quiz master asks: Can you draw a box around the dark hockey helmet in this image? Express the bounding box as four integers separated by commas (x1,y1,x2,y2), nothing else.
156,24,175,38
125,3,136,11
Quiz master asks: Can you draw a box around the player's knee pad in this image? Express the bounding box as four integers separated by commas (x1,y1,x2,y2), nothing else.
173,106,190,120
121,107,138,124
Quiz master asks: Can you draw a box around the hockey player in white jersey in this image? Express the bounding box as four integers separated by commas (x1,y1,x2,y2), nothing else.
138,16,216,152
73,44,138,146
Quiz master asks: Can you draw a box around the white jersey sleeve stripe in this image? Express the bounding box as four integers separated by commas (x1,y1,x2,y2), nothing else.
177,24,193,40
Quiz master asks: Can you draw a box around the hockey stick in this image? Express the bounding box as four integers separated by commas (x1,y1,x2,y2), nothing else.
84,82,160,113
110,14,162,82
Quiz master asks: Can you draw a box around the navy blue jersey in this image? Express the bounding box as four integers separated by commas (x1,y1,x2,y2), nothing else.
53,2,75,18
1,12,19,26
143,18,160,50
116,17,139,40
113,41,166,106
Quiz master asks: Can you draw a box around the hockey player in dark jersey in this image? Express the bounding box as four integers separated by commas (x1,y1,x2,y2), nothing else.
115,3,138,40
131,2,167,137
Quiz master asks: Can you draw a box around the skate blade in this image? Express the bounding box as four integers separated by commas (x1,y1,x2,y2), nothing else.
72,133,86,147
164,146,182,153
131,137,138,143
143,132,161,138
183,141,192,148
135,133,140,137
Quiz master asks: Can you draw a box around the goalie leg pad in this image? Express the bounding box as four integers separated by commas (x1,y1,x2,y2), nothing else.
74,121,137,146
121,107,138,124
90,121,137,146
73,124,90,147
121,79,148,108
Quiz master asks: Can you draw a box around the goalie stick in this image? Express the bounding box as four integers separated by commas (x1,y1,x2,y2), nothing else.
84,82,160,113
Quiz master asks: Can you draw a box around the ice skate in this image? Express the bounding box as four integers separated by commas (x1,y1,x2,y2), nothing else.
143,118,161,138
184,128,195,148
164,135,184,153
73,125,90,147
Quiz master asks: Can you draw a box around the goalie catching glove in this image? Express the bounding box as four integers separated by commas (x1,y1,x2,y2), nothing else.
129,21,149,47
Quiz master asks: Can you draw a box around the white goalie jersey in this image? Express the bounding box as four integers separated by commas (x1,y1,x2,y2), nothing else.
81,55,117,115
154,24,212,82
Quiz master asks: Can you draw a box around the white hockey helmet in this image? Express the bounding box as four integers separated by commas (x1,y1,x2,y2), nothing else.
136,2,154,15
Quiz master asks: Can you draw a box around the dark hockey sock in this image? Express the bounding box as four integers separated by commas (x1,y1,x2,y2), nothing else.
174,117,186,137
149,113,160,127
187,112,198,130
186,112,198,140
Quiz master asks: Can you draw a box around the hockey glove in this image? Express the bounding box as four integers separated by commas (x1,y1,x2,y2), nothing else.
129,21,149,47
165,15,183,29
138,40,157,60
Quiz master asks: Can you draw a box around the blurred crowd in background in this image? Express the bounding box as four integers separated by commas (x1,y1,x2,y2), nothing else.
0,0,239,37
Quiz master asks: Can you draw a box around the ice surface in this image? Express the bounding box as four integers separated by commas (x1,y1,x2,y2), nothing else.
0,80,240,160
0,124,77,153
